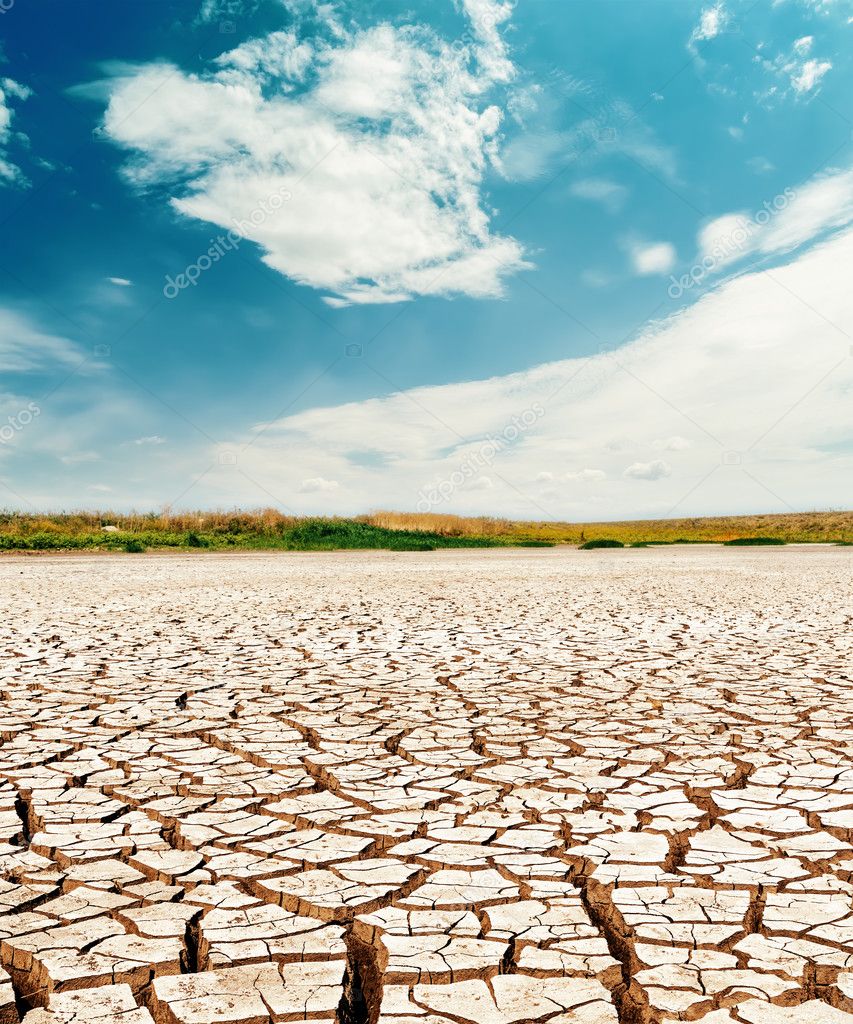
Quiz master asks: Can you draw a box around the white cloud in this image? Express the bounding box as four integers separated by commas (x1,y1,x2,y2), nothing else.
696,167,853,274
631,241,676,275
689,3,729,52
793,35,814,54
460,0,515,86
60,451,101,465
789,57,832,94
299,476,339,493
653,436,692,452
196,0,259,25
623,459,672,481
0,309,82,373
469,475,494,490
133,435,166,445
580,269,613,289
0,78,31,187
747,156,775,174
99,11,530,306
566,468,606,482
107,277,133,287
500,93,677,185
202,220,853,518
569,177,628,212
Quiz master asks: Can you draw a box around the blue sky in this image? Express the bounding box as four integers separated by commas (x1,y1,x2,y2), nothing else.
1,0,852,518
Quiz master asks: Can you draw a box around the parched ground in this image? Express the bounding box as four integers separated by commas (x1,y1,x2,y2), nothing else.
0,547,852,1024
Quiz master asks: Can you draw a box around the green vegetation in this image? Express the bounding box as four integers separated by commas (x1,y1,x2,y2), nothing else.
723,537,787,546
0,515,503,554
0,509,849,553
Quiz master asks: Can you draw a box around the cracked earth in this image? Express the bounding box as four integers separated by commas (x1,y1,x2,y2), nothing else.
0,546,852,1024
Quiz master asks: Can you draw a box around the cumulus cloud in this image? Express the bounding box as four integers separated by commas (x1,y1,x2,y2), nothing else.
631,241,676,275
202,221,853,518
107,277,133,287
623,459,672,481
789,57,832,94
0,78,31,187
99,9,529,306
689,3,728,52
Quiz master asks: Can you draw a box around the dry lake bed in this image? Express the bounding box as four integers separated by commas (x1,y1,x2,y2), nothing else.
0,546,852,1024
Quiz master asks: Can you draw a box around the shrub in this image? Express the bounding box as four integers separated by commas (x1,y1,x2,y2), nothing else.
579,539,624,549
123,540,146,553
27,532,65,550
723,537,785,546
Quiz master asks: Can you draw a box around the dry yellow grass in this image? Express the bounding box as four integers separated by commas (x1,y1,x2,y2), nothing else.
365,509,853,544
1,508,850,548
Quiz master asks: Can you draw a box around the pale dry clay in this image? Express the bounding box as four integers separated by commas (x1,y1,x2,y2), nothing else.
0,546,851,1024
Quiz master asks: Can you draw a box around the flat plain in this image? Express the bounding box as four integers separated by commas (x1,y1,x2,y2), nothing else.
1,546,852,1024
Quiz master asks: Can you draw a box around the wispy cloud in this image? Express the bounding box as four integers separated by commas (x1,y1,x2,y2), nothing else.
201,221,853,517
696,166,853,273
0,78,31,187
0,308,83,373
569,177,628,213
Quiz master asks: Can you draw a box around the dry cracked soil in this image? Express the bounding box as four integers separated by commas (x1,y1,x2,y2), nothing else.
0,545,851,1024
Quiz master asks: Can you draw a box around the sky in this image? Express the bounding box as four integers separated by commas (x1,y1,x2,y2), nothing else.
1,0,852,520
